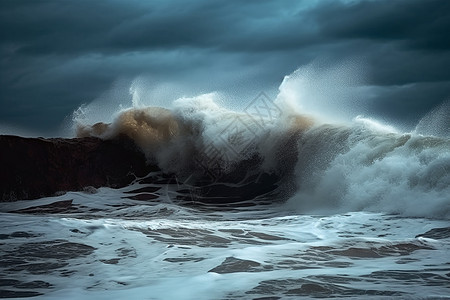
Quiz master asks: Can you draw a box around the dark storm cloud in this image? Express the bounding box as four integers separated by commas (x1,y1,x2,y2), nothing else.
1,0,297,54
315,0,450,51
0,0,449,134
1,0,449,56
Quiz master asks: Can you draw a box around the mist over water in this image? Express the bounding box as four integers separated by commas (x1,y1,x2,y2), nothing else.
415,99,450,138
3,0,450,296
1,62,448,300
73,64,450,220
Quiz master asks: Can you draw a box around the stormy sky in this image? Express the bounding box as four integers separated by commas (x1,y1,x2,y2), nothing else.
1,0,449,135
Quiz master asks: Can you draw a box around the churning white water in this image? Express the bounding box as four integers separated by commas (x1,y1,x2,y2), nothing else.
1,65,449,299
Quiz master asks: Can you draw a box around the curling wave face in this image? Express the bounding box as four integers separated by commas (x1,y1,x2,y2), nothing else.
75,92,450,219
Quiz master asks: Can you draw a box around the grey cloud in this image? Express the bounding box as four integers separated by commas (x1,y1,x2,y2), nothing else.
0,0,449,134
2,0,449,55
315,0,450,49
367,81,450,129
1,0,317,55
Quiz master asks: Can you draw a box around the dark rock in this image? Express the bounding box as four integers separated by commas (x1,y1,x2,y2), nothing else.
0,135,159,201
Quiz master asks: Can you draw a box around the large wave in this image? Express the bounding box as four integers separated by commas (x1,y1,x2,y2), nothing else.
73,68,450,219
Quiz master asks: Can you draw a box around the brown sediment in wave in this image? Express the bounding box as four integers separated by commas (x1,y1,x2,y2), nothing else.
76,107,181,156
0,106,321,203
0,135,159,201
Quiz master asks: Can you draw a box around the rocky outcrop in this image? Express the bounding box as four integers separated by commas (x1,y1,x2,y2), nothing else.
0,135,158,201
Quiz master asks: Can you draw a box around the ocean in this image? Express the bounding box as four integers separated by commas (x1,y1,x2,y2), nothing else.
0,81,449,299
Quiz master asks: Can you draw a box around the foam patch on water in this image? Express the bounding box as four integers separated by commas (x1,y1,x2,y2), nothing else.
1,184,449,299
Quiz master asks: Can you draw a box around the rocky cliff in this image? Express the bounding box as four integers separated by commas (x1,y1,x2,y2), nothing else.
0,135,158,201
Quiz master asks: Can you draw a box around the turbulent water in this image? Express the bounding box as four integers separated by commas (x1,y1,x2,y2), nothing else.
1,70,449,299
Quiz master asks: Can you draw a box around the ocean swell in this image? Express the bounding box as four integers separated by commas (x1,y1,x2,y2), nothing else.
74,91,450,219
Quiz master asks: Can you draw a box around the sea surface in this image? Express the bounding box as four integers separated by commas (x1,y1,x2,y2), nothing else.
0,179,449,299
1,73,449,299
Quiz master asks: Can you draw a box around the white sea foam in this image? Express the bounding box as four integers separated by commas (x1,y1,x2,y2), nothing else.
71,65,450,220
1,204,449,299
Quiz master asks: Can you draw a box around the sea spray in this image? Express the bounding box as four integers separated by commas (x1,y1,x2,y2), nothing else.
72,66,450,219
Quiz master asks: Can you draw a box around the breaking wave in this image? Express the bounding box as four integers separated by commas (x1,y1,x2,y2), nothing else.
73,69,450,220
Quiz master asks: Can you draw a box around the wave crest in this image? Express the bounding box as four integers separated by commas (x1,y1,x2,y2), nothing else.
72,62,449,219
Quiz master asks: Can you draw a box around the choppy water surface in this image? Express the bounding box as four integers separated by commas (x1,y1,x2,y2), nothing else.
1,179,449,299
1,67,449,299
